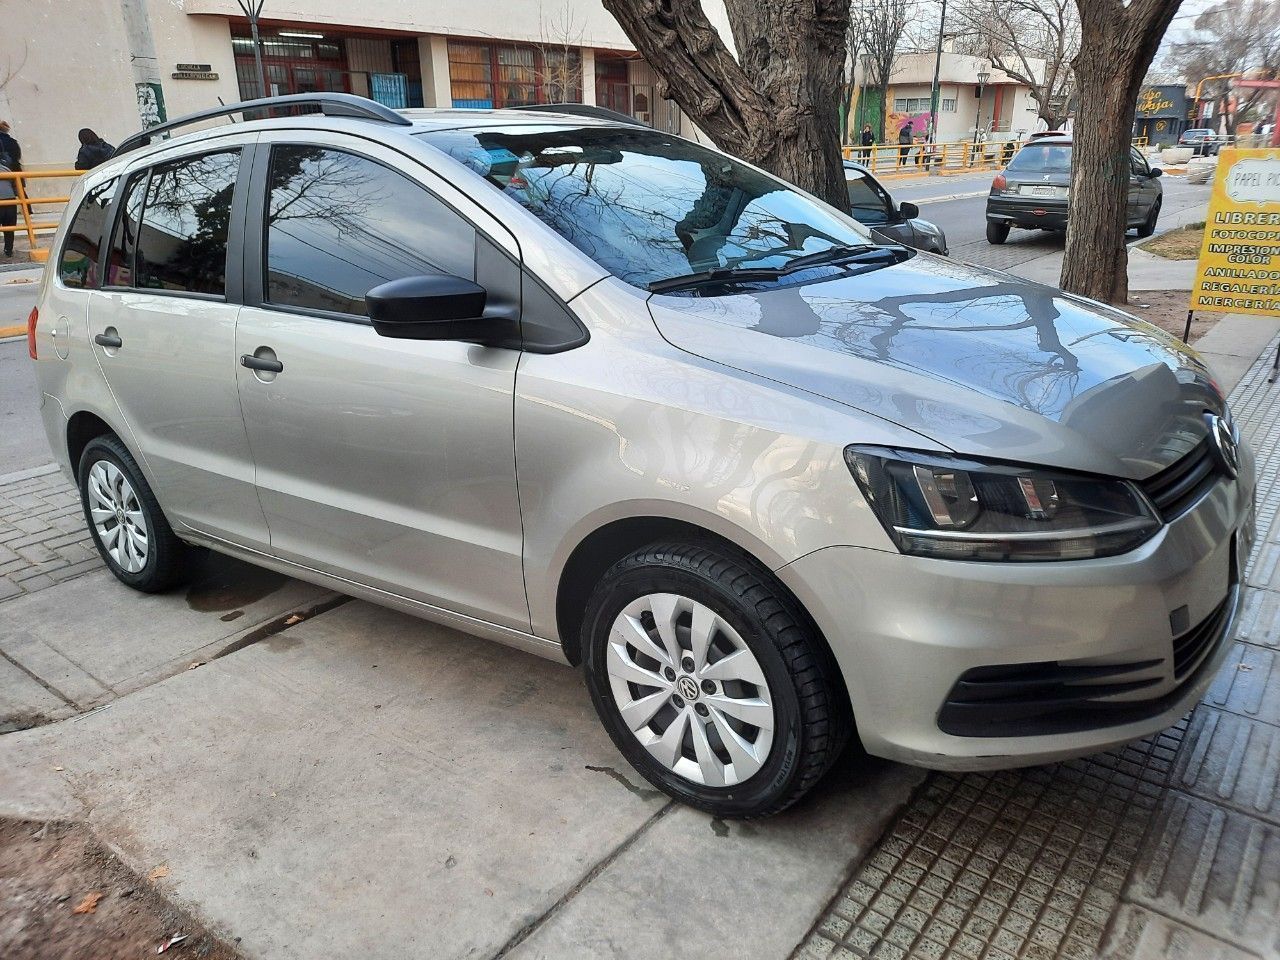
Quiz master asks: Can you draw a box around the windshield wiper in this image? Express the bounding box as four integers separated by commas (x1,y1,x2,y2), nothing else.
647,265,790,294
647,244,908,295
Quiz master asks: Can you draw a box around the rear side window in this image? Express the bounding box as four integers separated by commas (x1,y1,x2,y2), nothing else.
58,178,116,289
1006,143,1071,174
107,171,147,288
264,145,475,317
135,151,240,296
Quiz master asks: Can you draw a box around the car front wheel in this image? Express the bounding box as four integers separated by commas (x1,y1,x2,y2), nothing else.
581,542,850,818
78,434,195,592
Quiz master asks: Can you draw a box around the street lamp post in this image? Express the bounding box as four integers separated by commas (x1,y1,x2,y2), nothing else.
235,0,268,99
927,0,947,146
972,67,990,160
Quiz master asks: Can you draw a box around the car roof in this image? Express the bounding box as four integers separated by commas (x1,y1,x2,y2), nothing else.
1023,135,1071,145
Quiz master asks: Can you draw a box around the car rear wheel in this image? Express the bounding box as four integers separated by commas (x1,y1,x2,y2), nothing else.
1137,198,1162,238
986,220,1010,245
78,434,195,592
581,541,851,818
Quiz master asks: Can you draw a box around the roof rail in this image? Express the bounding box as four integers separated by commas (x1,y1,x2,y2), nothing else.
112,93,412,158
508,103,648,127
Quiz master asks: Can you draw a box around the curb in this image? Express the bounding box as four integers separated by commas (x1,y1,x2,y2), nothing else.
0,462,59,486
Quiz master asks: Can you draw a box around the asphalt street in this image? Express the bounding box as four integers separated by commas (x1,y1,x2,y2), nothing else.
884,169,1214,270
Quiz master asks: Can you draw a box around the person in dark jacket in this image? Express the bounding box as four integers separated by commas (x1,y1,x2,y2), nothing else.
859,124,875,162
75,129,115,171
897,121,913,167
0,121,20,172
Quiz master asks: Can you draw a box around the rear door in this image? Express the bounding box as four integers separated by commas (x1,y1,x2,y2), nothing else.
88,140,270,549
232,132,528,629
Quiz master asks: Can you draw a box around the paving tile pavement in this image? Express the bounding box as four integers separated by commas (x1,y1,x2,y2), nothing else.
0,465,101,603
794,335,1280,960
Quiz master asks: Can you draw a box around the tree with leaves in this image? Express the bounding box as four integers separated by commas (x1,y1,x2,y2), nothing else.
600,0,852,209
1059,0,1184,304
951,0,1079,130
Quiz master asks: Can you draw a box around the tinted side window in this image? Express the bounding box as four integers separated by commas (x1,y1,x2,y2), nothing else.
264,145,475,316
59,178,116,289
1129,149,1148,176
135,151,239,295
107,171,147,289
846,173,890,225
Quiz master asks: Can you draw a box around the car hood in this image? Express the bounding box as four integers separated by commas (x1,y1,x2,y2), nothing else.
646,254,1221,478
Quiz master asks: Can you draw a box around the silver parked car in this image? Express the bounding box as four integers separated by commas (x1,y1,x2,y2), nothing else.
31,95,1254,817
985,135,1163,244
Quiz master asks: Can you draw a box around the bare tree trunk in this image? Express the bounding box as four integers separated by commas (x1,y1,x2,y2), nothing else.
1060,0,1183,304
602,0,851,209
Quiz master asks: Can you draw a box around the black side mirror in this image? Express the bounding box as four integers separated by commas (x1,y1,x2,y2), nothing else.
899,200,920,220
366,274,514,345
1148,167,1163,179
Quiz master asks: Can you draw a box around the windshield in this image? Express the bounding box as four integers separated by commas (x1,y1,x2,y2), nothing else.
1006,142,1071,175
417,125,872,290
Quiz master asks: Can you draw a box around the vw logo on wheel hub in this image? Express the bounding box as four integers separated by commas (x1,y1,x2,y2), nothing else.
1206,412,1239,479
677,675,700,701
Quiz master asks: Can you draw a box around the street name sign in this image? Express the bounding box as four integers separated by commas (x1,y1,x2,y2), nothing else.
1189,147,1280,318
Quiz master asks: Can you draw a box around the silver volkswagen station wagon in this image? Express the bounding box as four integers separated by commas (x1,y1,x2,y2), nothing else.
30,95,1255,817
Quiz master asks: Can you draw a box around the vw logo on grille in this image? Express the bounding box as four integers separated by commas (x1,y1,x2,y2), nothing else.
677,675,700,701
1206,413,1239,479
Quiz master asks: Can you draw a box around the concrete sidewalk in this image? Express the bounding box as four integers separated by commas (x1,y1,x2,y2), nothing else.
0,596,921,960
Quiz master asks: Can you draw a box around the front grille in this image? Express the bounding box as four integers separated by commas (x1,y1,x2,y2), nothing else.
938,588,1236,738
1141,438,1219,521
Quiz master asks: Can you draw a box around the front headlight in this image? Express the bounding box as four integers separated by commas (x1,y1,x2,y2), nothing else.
845,446,1160,562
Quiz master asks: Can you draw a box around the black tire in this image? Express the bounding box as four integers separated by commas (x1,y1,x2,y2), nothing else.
78,434,194,592
581,541,851,818
986,220,1010,245
1137,197,1161,238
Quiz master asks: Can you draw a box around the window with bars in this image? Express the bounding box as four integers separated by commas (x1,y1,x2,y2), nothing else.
892,96,957,114
448,39,581,108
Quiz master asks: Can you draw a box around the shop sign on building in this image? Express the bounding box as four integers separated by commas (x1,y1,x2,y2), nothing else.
1189,148,1280,318
173,63,219,80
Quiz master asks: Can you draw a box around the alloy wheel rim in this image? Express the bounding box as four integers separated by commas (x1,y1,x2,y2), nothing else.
87,460,149,573
605,592,774,787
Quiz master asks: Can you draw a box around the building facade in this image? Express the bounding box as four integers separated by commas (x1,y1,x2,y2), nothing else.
1133,84,1190,146
2,0,700,170
852,50,1047,145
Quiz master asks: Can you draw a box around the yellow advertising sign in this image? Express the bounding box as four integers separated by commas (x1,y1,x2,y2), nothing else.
1189,147,1280,317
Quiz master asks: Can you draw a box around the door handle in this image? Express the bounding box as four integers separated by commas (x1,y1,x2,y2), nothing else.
241,354,283,373
94,333,122,348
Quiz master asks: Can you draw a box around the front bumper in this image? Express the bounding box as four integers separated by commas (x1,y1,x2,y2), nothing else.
781,442,1256,771
986,195,1068,230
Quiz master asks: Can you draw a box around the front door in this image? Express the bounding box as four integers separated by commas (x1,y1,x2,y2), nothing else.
89,144,270,549
233,136,528,629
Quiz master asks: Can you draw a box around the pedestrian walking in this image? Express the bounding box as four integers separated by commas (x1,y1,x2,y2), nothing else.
0,120,21,172
0,154,16,258
75,129,115,170
897,122,913,167
859,124,874,163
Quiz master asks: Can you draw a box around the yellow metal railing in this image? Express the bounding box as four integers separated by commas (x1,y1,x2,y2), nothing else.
846,135,1154,179
842,138,1021,177
0,169,83,263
